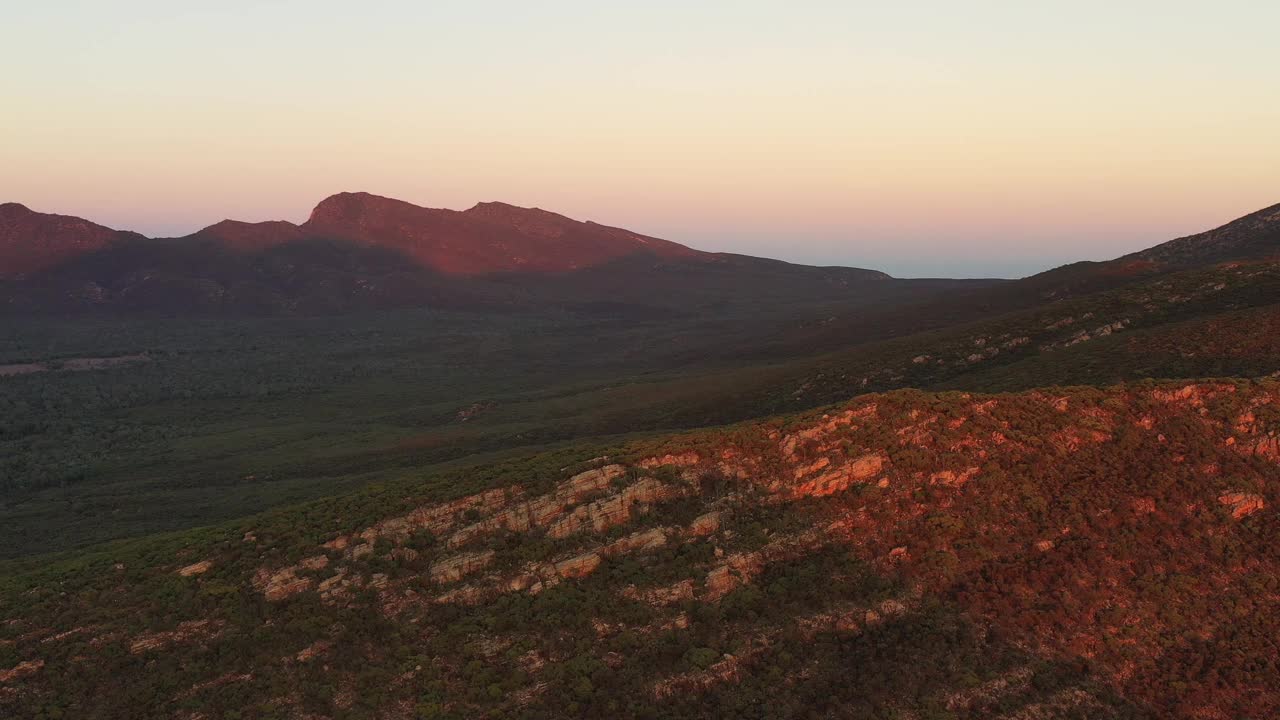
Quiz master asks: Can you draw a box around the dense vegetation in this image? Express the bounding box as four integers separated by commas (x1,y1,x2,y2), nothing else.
3,380,1275,718
2,202,1279,718
5,260,1280,558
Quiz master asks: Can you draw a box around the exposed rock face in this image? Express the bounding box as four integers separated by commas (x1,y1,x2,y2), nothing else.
639,452,701,469
622,579,697,606
553,552,602,580
929,467,978,487
688,511,723,537
0,659,44,684
446,465,627,548
506,528,672,596
430,551,496,584
128,620,223,655
1218,492,1265,519
1244,435,1280,460
546,477,679,538
177,560,213,577
335,488,512,552
299,555,329,571
786,454,885,498
252,567,313,602
295,640,332,663
704,552,765,601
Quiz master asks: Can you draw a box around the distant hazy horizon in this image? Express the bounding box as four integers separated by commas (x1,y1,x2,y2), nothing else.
5,1,1278,278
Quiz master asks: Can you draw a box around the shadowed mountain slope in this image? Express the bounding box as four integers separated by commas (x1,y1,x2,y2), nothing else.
0,193,938,317
0,203,139,277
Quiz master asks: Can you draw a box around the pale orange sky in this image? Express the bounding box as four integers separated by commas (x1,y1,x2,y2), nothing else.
3,1,1278,276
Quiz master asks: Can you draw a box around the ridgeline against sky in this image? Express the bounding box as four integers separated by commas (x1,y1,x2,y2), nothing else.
4,1,1279,276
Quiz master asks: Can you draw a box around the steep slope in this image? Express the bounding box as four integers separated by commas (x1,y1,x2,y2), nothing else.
0,203,136,277
3,380,1277,719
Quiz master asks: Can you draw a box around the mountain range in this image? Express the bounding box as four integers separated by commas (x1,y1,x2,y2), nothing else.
2,194,1280,720
2,193,927,317
4,194,1278,322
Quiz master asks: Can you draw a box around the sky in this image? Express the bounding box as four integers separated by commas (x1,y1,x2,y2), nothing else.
3,1,1278,278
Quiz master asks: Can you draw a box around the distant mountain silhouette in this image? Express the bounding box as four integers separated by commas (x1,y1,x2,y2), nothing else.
10,193,1274,319
0,193,922,316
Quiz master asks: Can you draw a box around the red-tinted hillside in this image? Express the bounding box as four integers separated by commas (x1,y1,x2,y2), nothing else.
301,192,704,274
0,203,131,277
186,219,305,251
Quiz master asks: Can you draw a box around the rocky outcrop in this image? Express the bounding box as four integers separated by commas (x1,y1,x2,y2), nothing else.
553,552,602,580
1218,492,1265,519
430,551,496,584
352,488,512,549
639,452,701,469
546,477,679,538
299,555,329,571
687,511,723,537
0,659,44,684
929,467,979,487
446,466,627,548
505,528,672,596
252,567,313,602
129,620,223,655
177,560,213,577
784,453,885,498
704,552,764,601
622,579,697,607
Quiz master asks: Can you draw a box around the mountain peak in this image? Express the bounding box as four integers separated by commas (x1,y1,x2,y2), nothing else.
305,191,416,226
465,200,567,221
190,219,304,250
297,192,704,274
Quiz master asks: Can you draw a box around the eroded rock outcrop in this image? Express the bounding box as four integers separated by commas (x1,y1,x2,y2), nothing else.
252,567,313,602
430,551,496,584
782,453,885,498
177,560,213,577
1218,491,1265,519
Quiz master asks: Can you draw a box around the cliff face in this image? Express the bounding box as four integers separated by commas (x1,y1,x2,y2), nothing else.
4,380,1278,718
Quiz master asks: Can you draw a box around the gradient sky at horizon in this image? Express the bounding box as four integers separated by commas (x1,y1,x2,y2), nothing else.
3,1,1278,278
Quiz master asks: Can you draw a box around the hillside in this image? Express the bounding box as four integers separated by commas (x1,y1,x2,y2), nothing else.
776,201,1280,357
4,257,1279,560
0,203,138,277
1126,202,1280,267
3,380,1278,719
4,196,1280,719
